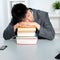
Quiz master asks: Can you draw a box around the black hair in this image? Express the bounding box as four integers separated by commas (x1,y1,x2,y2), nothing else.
28,8,32,10
11,3,28,22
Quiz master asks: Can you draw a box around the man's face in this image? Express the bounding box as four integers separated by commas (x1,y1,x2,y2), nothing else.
24,9,34,22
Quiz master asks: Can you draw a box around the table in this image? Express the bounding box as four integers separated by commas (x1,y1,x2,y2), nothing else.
0,34,60,60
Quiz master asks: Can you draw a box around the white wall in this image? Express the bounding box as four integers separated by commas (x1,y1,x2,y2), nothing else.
28,0,60,13
0,0,5,37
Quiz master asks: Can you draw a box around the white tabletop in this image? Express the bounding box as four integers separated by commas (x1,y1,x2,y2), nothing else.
0,34,60,60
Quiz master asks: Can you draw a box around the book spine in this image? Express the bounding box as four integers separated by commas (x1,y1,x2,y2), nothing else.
18,28,36,32
17,32,36,37
16,37,38,45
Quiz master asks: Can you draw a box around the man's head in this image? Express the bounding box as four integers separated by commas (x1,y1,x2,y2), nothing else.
11,3,34,22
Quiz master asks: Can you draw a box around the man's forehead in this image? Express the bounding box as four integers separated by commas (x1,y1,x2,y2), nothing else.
29,9,32,12
27,9,33,14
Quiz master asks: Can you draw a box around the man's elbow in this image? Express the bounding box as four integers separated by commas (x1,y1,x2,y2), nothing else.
49,32,55,40
3,32,10,40
49,35,55,40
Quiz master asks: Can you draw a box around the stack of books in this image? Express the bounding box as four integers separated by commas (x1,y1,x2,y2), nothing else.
16,26,38,45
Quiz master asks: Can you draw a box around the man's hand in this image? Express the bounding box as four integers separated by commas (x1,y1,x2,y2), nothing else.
14,22,40,32
19,22,40,30
14,23,20,32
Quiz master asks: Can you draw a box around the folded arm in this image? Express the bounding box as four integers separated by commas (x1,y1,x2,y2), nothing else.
3,23,15,40
36,10,55,40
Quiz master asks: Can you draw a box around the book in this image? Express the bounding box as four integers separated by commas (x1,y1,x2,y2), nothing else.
17,31,36,36
16,36,38,45
18,27,36,32
16,25,38,45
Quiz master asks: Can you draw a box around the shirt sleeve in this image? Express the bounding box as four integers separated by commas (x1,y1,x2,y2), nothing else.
36,10,55,40
3,19,16,40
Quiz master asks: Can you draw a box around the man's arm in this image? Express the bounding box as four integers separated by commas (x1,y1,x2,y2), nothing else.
36,10,55,40
3,19,16,40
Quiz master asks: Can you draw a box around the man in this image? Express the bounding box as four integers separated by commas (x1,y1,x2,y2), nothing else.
3,3,55,40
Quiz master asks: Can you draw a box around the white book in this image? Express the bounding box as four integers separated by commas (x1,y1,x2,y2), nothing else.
16,37,38,45
17,32,36,36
